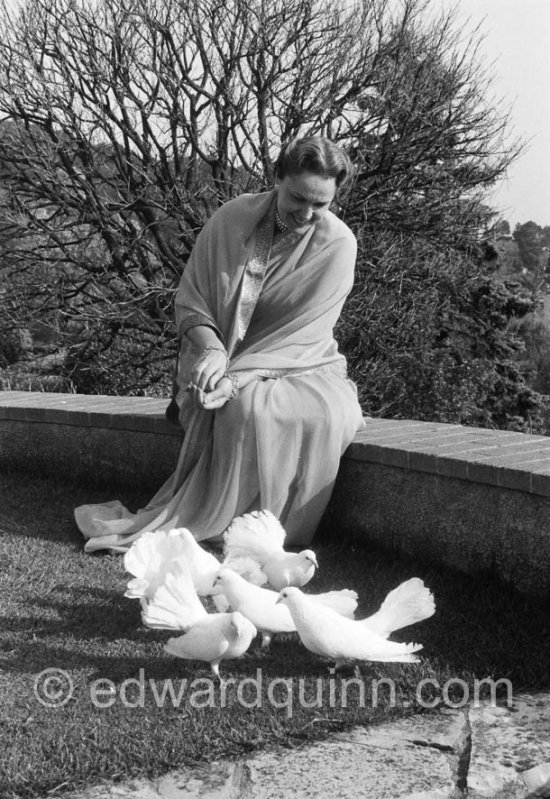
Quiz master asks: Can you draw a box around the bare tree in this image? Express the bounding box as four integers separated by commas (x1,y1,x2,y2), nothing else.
0,0,524,402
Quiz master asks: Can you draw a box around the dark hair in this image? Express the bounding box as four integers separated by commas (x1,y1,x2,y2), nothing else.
275,136,352,189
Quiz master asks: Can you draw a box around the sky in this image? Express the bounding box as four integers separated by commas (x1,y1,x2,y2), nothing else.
436,0,550,228
2,0,548,228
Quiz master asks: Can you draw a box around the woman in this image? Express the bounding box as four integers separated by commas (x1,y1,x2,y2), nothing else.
75,137,364,553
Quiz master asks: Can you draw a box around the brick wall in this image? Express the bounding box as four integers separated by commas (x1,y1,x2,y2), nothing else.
0,391,184,490
1,391,549,595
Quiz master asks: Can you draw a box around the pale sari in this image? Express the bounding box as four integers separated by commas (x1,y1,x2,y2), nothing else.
75,189,364,553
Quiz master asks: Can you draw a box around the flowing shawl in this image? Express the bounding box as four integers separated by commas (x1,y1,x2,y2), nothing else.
75,189,364,552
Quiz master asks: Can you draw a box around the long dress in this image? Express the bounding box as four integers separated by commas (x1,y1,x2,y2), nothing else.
75,189,364,553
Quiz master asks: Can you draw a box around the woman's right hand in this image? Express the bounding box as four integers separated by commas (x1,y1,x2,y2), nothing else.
201,377,234,410
190,347,228,393
187,375,233,410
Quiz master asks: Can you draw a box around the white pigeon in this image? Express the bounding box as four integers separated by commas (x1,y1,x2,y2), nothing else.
165,612,257,683
124,529,188,601
222,510,318,590
212,568,358,648
142,562,256,683
355,577,436,638
123,527,220,600
141,567,209,631
277,578,435,669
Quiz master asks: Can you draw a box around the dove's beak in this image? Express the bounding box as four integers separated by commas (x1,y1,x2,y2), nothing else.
302,550,318,567
275,593,284,605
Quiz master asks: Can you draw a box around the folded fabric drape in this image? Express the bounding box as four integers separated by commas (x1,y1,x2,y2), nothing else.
75,189,364,553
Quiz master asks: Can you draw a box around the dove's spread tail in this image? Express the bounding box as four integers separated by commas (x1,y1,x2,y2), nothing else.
123,528,189,600
362,578,435,637
223,510,286,564
142,594,183,631
125,576,149,600
374,642,423,663
309,589,358,618
142,572,206,631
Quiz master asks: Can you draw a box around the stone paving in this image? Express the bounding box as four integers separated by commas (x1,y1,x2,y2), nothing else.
56,693,550,799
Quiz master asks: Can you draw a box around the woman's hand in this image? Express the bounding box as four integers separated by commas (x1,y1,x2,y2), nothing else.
203,377,235,409
190,347,228,393
189,376,234,410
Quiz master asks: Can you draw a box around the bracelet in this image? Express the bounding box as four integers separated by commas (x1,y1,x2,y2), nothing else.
224,371,240,401
200,345,229,368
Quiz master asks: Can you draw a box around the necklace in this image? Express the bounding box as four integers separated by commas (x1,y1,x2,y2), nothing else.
275,210,289,233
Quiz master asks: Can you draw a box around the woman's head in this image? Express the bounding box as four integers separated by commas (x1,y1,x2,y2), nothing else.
274,137,352,232
274,136,352,190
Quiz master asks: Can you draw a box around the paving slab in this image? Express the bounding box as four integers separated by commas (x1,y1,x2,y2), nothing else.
53,708,469,799
48,693,550,799
468,692,550,798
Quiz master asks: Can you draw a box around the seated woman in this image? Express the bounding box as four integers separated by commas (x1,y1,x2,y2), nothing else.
75,136,365,553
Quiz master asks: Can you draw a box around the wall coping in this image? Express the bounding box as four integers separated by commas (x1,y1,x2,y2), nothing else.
1,390,550,497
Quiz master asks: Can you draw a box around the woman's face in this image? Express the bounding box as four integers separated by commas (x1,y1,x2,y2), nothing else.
276,171,337,232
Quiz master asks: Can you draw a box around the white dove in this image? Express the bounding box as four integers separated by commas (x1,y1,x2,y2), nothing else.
124,527,220,600
222,510,318,590
165,612,257,684
142,563,256,683
277,578,435,669
141,567,209,631
212,568,358,648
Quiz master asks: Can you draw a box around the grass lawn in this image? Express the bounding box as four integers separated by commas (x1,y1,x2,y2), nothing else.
1,468,549,799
